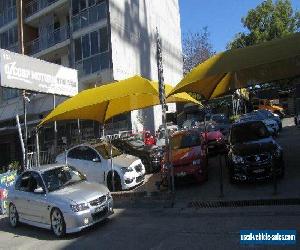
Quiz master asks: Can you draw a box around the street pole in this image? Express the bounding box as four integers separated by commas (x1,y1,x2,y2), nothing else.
18,0,27,171
156,28,174,193
77,119,81,142
53,95,58,156
16,115,25,172
35,128,40,167
23,91,28,170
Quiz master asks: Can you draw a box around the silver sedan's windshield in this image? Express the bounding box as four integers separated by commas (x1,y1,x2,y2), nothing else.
42,166,86,192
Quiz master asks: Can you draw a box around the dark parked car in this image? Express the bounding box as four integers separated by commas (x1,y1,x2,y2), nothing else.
209,114,230,136
227,120,284,183
112,138,163,173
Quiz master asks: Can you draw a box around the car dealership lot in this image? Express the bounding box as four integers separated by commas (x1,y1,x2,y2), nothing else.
174,118,300,202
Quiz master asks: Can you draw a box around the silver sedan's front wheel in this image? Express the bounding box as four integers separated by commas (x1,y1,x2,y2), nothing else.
51,208,66,237
9,203,19,227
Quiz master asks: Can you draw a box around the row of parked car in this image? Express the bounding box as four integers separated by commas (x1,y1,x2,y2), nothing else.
161,109,284,185
5,109,284,237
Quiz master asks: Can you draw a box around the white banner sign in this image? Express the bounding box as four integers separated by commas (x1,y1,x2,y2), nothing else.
0,49,78,96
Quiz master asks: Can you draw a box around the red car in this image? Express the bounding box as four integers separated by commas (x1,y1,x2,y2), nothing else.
161,130,208,184
144,131,156,145
197,123,227,155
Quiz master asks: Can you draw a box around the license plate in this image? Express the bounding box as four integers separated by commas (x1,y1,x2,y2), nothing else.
208,145,214,149
253,169,264,173
176,172,187,177
95,205,105,213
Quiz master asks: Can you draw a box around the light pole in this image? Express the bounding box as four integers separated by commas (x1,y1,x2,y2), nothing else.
156,29,175,193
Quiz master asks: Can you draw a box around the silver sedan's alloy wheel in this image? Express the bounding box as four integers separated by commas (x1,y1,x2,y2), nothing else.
9,203,18,227
51,209,65,237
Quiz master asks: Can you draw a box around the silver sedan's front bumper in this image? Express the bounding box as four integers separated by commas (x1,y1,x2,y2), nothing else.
64,198,114,233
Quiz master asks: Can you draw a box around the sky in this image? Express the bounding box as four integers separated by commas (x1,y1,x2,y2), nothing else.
179,0,300,52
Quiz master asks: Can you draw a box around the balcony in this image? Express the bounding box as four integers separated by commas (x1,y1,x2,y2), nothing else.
72,2,107,32
75,51,110,78
5,42,19,53
0,6,17,28
26,25,70,55
25,0,67,19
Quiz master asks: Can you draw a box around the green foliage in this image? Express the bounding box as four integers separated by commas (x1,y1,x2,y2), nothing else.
229,115,241,123
228,0,300,49
8,161,20,172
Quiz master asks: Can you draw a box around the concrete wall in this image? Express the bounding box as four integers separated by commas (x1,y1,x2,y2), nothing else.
109,0,183,133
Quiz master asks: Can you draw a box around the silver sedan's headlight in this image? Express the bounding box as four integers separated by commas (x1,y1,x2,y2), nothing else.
70,203,89,212
232,154,244,164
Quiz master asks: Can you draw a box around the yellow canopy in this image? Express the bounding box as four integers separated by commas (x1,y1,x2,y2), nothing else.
39,76,200,126
170,32,300,99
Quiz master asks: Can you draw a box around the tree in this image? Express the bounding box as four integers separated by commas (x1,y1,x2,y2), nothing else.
182,27,215,74
228,0,300,49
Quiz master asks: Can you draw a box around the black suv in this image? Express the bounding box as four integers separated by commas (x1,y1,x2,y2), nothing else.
227,120,284,183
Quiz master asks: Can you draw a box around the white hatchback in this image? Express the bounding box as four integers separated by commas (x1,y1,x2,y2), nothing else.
56,141,146,191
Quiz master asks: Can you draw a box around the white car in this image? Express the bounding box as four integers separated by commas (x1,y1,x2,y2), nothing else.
56,141,146,191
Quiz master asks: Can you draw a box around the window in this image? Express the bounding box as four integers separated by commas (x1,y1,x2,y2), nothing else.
2,88,19,101
15,172,44,193
74,27,109,62
82,34,90,58
74,38,82,61
84,147,100,161
90,31,99,54
68,147,85,160
72,0,80,15
99,27,108,52
0,26,18,49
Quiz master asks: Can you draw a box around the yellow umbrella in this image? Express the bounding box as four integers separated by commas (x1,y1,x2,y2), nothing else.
39,76,200,126
170,32,300,99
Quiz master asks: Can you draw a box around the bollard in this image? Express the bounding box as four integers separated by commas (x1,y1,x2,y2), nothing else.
219,154,224,198
272,156,278,195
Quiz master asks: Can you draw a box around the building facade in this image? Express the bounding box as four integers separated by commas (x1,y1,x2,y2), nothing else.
0,0,183,166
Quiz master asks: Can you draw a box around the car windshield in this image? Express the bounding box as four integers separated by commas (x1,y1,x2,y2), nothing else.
170,132,201,150
211,115,228,124
197,124,218,132
95,143,122,159
42,166,86,192
230,122,270,144
128,139,145,148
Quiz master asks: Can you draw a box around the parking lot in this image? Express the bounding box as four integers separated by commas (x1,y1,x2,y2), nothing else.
171,118,300,203
113,118,300,206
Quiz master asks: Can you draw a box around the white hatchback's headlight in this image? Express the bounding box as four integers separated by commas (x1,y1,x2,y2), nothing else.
121,167,134,173
70,203,89,212
232,154,244,164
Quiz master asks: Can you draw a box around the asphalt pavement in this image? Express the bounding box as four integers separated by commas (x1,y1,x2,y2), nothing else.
0,205,299,250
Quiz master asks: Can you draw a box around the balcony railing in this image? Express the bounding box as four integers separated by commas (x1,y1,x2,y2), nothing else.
75,51,110,77
72,2,107,32
26,25,70,55
5,42,19,53
25,0,59,18
0,6,17,28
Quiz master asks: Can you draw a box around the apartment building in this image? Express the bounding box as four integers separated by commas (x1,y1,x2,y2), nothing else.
0,0,183,166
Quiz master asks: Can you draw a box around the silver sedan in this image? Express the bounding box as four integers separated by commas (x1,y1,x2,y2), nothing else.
7,164,114,237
